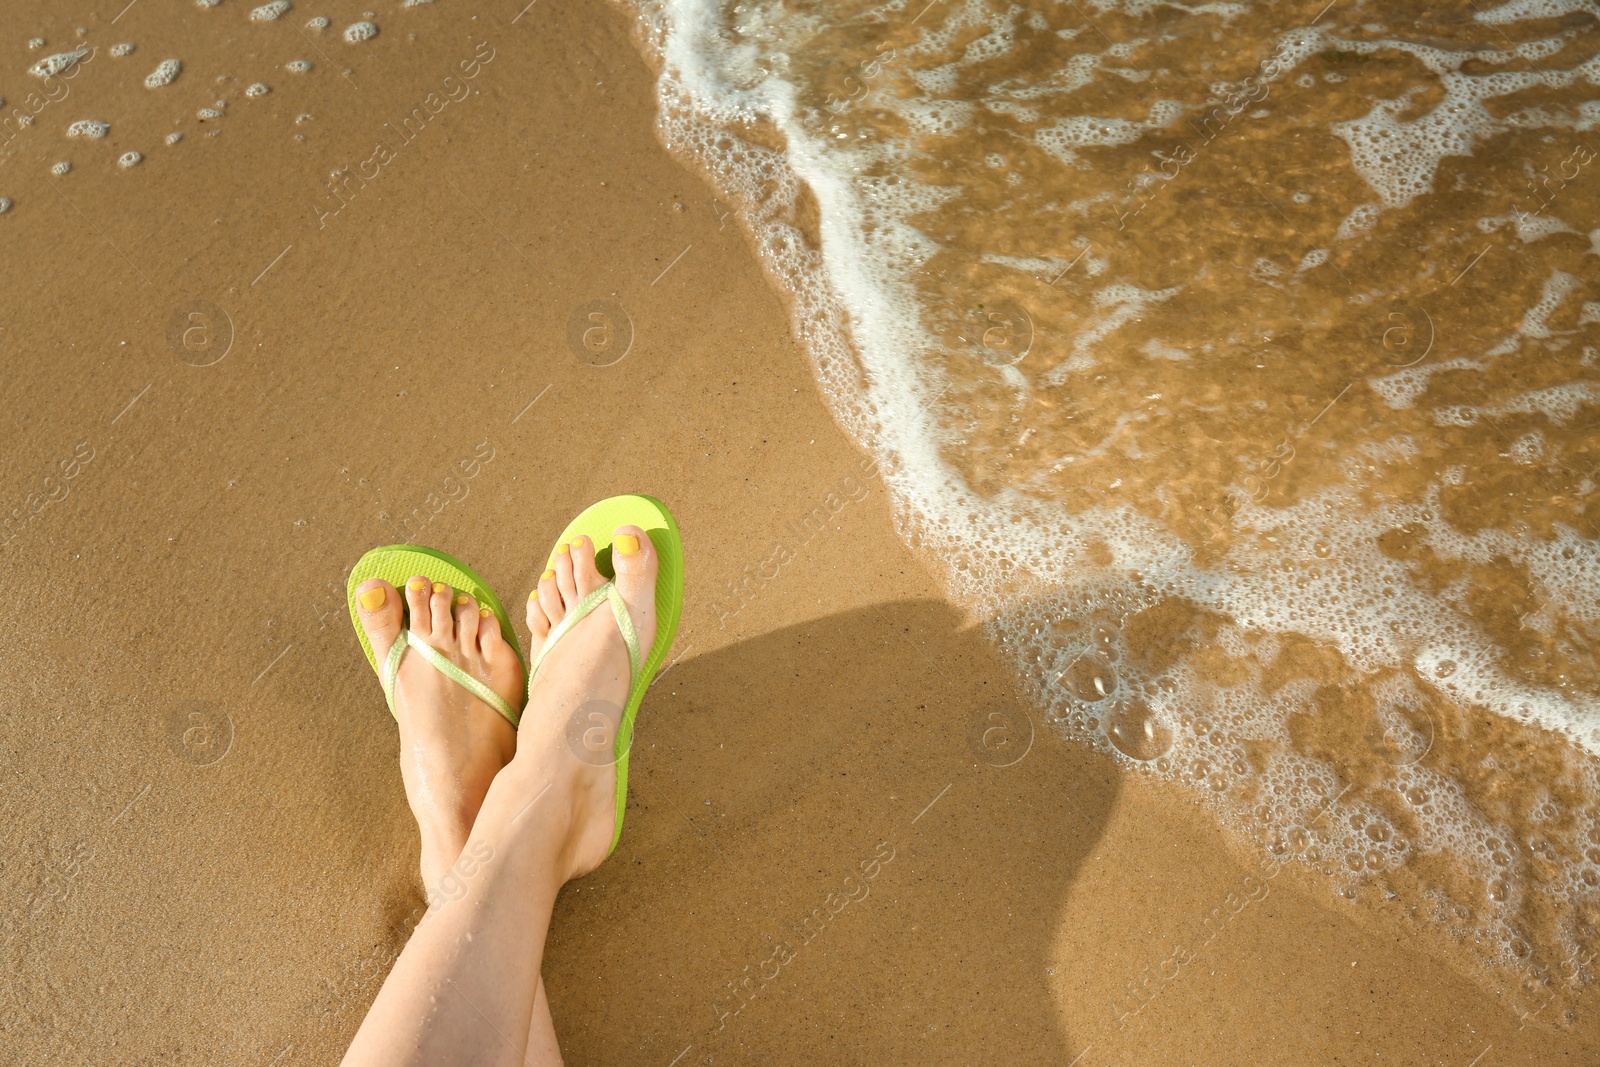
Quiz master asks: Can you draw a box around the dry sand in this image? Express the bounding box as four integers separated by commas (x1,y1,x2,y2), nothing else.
0,0,1596,1063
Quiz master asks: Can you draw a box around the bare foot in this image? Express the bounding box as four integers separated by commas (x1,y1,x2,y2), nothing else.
354,576,523,892
518,525,659,881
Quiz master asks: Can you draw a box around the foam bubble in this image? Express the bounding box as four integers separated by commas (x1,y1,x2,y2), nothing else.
66,119,109,139
250,1,290,21
1335,203,1381,241
245,82,270,96
1481,211,1583,243
306,16,329,29
197,107,223,119
0,198,11,213
29,49,88,79
145,59,181,89
1520,269,1580,339
110,43,135,57
26,38,45,50
119,150,142,169
1326,33,1600,211
286,59,311,72
166,132,182,145
50,161,70,176
343,20,378,42
1475,0,1596,22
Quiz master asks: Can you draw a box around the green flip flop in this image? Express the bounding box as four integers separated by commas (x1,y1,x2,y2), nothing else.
531,494,684,855
347,545,527,729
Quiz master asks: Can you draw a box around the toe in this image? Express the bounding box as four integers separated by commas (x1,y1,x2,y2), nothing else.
610,524,659,629
527,594,551,643
429,581,456,642
534,568,562,631
480,604,511,654
569,534,603,596
553,541,577,605
404,575,432,634
454,592,480,647
356,579,404,660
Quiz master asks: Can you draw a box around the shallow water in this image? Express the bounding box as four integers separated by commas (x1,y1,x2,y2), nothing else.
619,0,1600,1019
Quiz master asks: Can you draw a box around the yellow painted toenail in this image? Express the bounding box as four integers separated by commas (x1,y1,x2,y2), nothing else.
542,568,556,581
529,590,538,601
615,533,641,556
479,606,492,618
558,543,571,555
432,582,447,594
359,587,386,611
456,594,470,605
408,578,426,593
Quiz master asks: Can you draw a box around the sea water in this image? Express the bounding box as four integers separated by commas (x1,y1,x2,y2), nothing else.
615,0,1600,1019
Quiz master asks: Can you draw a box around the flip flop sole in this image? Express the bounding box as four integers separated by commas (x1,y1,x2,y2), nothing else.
542,494,684,853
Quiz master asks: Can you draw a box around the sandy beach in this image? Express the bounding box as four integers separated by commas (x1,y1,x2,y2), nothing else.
1,0,1597,1062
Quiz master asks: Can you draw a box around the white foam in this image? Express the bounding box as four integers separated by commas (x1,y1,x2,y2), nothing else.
0,198,11,214
50,161,70,175
145,58,181,88
66,119,109,138
286,59,311,72
245,82,270,96
1521,269,1581,338
1328,35,1600,210
1368,358,1485,409
1046,284,1183,382
250,1,291,20
166,132,183,145
29,49,88,79
343,20,378,42
1335,203,1381,241
627,0,1600,992
118,150,142,168
1035,101,1183,166
1475,0,1596,22
1481,211,1583,242
306,16,329,28
110,43,135,57
1140,338,1190,361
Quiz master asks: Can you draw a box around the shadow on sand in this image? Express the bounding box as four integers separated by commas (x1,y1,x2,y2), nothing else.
542,597,1121,1064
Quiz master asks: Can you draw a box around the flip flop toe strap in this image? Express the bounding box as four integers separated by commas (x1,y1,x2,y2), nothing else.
529,582,641,691
382,629,520,728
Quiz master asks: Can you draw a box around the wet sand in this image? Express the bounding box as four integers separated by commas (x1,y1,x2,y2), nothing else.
0,0,1595,1062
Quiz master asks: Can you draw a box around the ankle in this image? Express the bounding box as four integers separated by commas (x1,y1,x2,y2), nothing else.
487,754,614,885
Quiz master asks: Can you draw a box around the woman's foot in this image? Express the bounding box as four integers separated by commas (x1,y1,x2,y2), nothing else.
354,576,523,893
518,525,659,882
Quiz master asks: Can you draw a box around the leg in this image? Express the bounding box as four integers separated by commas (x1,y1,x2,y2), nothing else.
343,528,660,1067
527,978,562,1066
